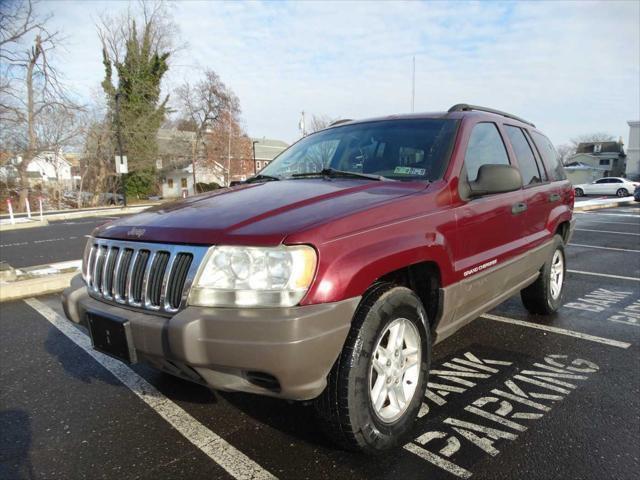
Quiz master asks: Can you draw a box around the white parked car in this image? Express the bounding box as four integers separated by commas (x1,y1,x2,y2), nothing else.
574,177,640,198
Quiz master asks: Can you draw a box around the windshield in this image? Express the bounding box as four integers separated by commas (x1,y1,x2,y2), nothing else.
260,119,458,181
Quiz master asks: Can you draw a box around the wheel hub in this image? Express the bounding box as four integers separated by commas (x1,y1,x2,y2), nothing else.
549,249,564,299
369,318,421,423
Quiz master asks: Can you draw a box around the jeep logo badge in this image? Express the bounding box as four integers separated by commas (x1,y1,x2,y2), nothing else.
127,227,146,238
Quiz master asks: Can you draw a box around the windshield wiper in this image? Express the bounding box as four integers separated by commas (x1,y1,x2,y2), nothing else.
290,168,384,181
244,174,280,183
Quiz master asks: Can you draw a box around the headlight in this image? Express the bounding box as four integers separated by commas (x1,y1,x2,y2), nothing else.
188,245,317,307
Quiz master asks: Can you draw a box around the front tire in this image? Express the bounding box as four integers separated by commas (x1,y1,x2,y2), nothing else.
521,235,566,315
574,188,584,197
616,188,629,197
314,283,430,453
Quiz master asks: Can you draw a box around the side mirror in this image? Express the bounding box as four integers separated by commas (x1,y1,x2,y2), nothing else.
469,164,522,197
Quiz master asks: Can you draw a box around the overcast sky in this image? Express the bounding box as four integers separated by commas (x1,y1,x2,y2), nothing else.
43,0,640,145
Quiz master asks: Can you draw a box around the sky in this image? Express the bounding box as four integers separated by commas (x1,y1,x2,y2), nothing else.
37,0,640,146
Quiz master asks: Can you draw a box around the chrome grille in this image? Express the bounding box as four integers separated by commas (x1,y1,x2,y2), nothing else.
84,238,209,314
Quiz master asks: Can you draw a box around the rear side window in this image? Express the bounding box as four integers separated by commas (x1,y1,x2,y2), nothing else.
505,125,545,186
531,131,567,181
464,123,510,182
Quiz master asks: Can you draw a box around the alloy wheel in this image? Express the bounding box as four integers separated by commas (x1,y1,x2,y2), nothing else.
369,318,421,423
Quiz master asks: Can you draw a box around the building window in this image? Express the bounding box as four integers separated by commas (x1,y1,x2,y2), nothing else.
181,178,188,188
599,159,610,166
168,178,174,188
256,161,261,170
593,144,602,153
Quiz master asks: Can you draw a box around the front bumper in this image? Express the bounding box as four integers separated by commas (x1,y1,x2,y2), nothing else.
63,274,360,400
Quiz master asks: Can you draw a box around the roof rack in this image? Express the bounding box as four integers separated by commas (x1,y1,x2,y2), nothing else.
329,119,353,127
448,104,535,128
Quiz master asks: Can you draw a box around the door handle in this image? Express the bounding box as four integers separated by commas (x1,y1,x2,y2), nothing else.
549,193,561,202
511,202,528,215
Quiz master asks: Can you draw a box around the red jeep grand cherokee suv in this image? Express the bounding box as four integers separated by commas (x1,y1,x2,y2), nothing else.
63,104,575,452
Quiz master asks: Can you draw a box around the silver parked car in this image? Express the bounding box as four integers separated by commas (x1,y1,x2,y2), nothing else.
574,177,640,198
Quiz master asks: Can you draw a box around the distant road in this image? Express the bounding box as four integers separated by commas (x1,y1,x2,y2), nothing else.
0,216,124,268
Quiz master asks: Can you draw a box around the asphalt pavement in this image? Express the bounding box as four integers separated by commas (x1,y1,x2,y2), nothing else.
1,205,639,480
0,217,123,268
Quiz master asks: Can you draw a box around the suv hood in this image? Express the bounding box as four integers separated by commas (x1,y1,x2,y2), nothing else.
94,179,427,245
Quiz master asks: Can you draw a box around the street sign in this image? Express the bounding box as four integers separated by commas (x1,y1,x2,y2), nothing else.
115,155,128,174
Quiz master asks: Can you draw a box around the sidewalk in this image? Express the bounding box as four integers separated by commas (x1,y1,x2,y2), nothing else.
0,203,159,232
573,196,636,212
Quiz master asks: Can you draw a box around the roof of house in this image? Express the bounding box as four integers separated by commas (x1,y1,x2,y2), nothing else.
252,137,288,161
576,141,625,154
157,129,197,158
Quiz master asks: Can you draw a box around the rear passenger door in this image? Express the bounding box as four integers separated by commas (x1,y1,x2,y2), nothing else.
504,125,552,247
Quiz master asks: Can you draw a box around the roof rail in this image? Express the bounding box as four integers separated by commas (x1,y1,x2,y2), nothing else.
448,104,535,128
329,119,353,127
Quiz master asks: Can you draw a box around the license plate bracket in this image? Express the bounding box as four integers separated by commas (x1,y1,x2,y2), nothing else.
86,311,137,363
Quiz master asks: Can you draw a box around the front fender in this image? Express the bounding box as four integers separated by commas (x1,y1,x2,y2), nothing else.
302,230,452,305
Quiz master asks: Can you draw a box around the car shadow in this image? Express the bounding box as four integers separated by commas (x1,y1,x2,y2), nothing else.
44,327,120,386
219,391,337,449
0,409,35,480
131,363,219,405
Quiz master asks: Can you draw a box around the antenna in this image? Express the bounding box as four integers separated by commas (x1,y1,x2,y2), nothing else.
411,56,415,113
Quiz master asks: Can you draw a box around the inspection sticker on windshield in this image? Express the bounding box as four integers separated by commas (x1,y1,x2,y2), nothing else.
394,166,426,175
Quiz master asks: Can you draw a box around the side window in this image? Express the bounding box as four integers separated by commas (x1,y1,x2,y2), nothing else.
531,131,567,181
464,123,510,182
505,126,543,186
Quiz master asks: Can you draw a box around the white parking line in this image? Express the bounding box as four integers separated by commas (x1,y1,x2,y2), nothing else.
481,313,631,349
25,298,276,480
575,228,640,236
569,243,640,253
566,269,640,282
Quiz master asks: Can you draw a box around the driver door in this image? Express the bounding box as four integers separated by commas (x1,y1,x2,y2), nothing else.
452,122,525,325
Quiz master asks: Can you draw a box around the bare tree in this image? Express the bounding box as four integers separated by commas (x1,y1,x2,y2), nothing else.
0,0,82,209
307,114,337,134
556,144,575,164
570,132,616,150
174,69,240,190
205,110,252,186
96,0,180,67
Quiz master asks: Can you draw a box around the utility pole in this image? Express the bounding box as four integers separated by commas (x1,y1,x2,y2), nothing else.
411,56,415,113
191,134,197,194
252,140,259,174
227,124,232,186
114,92,127,207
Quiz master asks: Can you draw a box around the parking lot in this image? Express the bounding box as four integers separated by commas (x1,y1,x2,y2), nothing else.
1,204,638,480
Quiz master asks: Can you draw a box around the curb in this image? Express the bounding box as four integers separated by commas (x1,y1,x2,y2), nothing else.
574,198,636,212
0,219,49,232
0,260,81,302
0,271,76,302
0,205,156,230
36,205,152,222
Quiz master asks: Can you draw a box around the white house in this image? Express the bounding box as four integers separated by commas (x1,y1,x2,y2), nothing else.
0,150,77,188
161,160,226,198
627,120,640,180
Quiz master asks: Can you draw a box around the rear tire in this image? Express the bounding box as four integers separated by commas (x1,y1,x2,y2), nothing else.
314,283,430,453
616,188,628,197
521,235,566,315
574,188,584,197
